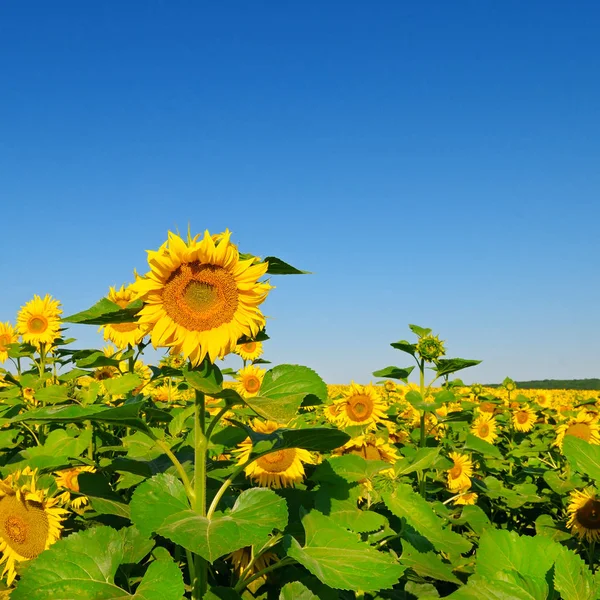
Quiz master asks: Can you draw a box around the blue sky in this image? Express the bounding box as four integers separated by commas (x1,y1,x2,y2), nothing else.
1,1,599,384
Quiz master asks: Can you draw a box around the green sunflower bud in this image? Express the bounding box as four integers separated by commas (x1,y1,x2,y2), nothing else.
416,334,446,362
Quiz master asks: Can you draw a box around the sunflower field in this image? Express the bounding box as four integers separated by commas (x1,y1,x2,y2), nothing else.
0,230,599,600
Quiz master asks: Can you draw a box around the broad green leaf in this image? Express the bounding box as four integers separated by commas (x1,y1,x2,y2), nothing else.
554,545,596,600
447,574,540,600
183,361,223,395
280,582,319,600
395,447,440,476
312,454,390,483
563,435,600,481
34,385,70,404
284,511,405,592
405,390,442,412
400,540,461,584
103,373,142,396
263,256,310,275
121,526,155,566
404,581,441,598
372,366,415,382
63,297,143,325
542,470,584,494
383,485,472,556
534,514,571,542
434,358,481,378
463,433,503,459
390,340,417,357
460,505,491,536
78,472,131,519
12,526,184,600
409,325,432,337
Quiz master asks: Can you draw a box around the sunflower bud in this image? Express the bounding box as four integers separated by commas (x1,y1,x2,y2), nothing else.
416,334,445,362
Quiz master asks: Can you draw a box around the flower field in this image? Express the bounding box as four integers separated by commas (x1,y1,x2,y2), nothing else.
0,230,599,599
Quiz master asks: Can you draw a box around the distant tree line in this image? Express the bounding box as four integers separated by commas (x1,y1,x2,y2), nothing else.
486,378,600,391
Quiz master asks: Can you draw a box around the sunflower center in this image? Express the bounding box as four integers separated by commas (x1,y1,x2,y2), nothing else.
577,499,600,529
95,367,117,381
242,342,257,353
346,395,374,422
449,465,463,479
27,316,48,334
478,423,490,437
566,423,591,441
162,264,239,332
516,411,529,424
0,496,49,559
244,376,261,394
0,335,11,352
257,449,296,473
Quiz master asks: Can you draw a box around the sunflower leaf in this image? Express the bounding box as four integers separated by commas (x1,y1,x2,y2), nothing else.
263,256,311,275
399,539,461,584
12,526,184,600
280,582,320,600
283,510,405,592
562,435,600,481
463,433,503,459
372,365,415,382
183,361,223,395
434,358,481,378
553,546,596,600
63,297,143,325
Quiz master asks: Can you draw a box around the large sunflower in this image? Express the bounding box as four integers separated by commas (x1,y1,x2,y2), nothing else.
555,410,600,450
446,452,473,491
235,364,266,398
235,341,264,362
236,420,315,488
567,487,600,542
132,231,271,365
512,406,537,432
0,468,66,585
0,323,18,363
99,284,147,349
333,382,387,430
16,294,62,348
470,413,499,444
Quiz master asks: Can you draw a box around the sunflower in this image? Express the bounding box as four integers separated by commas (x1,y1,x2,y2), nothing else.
567,487,600,542
447,452,473,491
131,230,271,366
512,406,537,432
148,381,185,405
99,284,147,349
333,382,387,430
235,341,264,362
21,387,37,406
478,401,498,415
555,410,600,450
228,546,278,592
336,434,400,464
0,324,18,363
235,364,265,398
236,420,315,488
0,468,66,585
54,466,96,510
16,295,62,348
453,486,478,506
323,402,343,424
470,413,499,444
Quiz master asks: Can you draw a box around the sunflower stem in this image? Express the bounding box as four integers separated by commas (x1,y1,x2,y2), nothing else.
192,389,208,600
589,540,596,574
418,359,427,498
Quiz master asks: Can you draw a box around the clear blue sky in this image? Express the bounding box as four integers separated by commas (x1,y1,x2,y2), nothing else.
1,1,599,384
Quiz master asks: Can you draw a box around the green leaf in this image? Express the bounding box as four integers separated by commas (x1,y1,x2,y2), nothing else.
63,297,143,325
131,475,288,562
382,485,472,556
409,325,432,337
263,256,310,275
280,582,319,600
534,514,572,542
405,390,442,412
372,366,415,382
78,472,131,519
463,433,503,459
34,385,70,404
542,470,584,494
447,574,540,600
312,454,390,483
103,373,142,396
563,435,600,481
435,358,481,378
553,545,596,600
395,448,440,476
12,526,184,600
183,361,223,395
390,340,417,357
400,540,461,584
461,505,491,536
284,511,405,592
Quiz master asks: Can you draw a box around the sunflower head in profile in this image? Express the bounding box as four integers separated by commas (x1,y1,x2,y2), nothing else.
333,382,387,430
470,412,499,444
335,434,399,477
132,230,272,366
228,546,278,592
235,420,316,489
235,364,266,398
54,466,96,511
0,467,67,585
0,323,18,364
567,487,600,542
99,284,148,349
446,452,474,491
235,341,264,362
16,294,62,349
512,406,537,432
555,410,600,450
452,485,478,506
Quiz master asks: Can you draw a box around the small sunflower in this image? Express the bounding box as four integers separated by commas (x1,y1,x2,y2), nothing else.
21,387,37,406
236,420,315,488
16,295,62,348
333,382,387,430
555,410,600,450
323,402,343,424
0,324,18,363
148,382,185,405
453,486,478,506
228,546,277,592
132,230,272,366
470,413,499,444
99,284,147,349
447,452,473,491
235,341,264,362
235,365,265,398
512,406,537,432
567,487,600,542
54,466,96,510
0,468,67,585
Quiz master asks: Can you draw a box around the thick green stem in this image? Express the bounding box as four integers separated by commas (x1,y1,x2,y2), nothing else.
418,359,427,497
